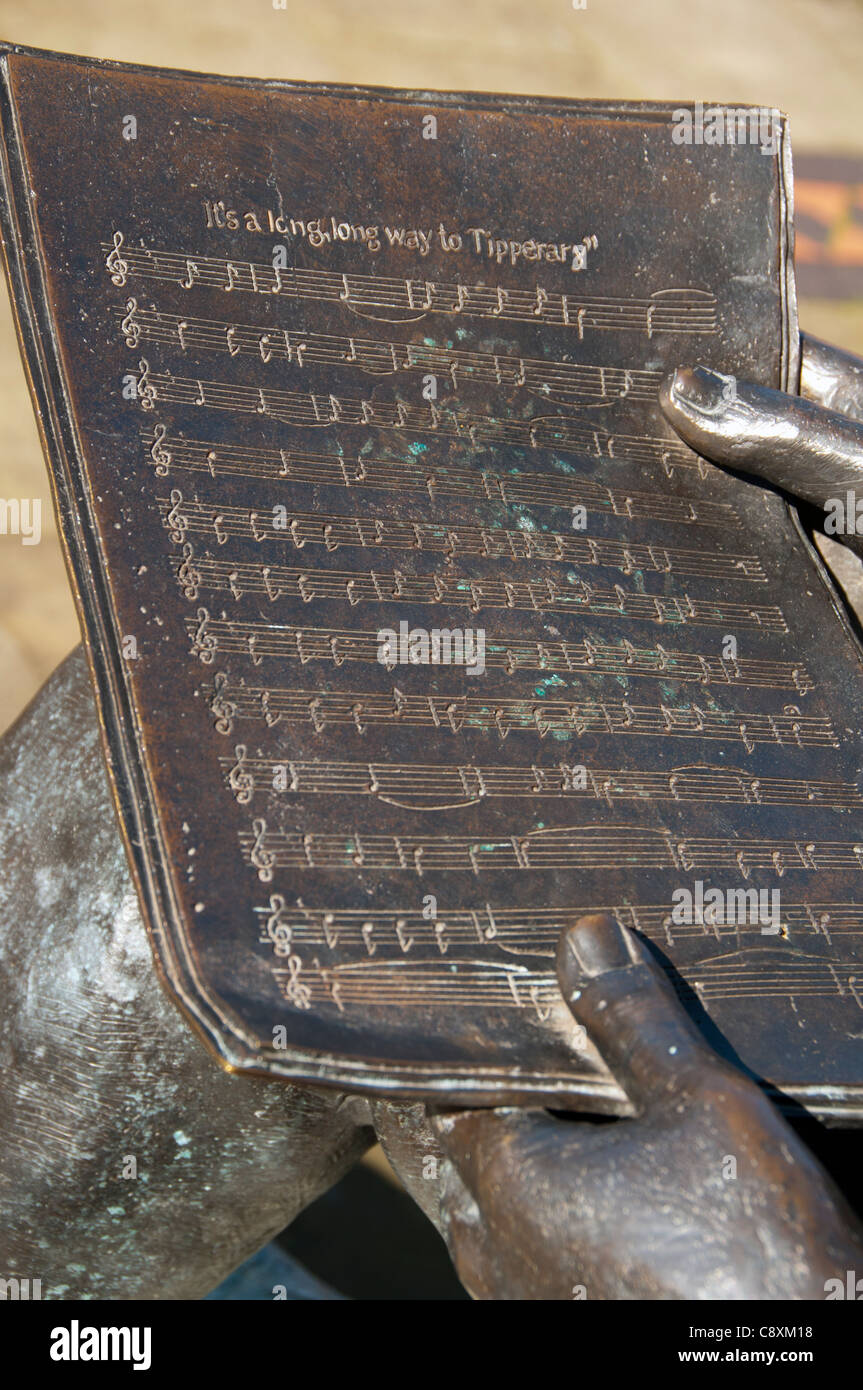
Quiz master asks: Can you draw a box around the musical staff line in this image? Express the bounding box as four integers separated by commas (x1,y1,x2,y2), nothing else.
223,749,860,809
272,957,562,1015
206,677,831,749
156,491,765,582
119,300,661,405
170,544,786,631
270,954,863,1012
146,419,711,492
254,897,863,956
240,820,863,877
105,232,718,337
134,364,731,488
187,612,812,691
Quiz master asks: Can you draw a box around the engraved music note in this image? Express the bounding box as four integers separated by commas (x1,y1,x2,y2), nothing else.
261,688,281,727
250,818,275,882
283,955,311,1009
228,744,255,804
263,893,293,957
106,230,128,285
210,672,236,735
177,542,200,600
120,298,140,347
189,607,218,664
149,423,171,476
166,489,188,543
136,359,155,410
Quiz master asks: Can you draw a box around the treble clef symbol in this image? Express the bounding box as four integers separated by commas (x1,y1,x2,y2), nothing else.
136,359,155,410
264,893,293,957
190,606,217,664
166,489,188,543
261,688,281,728
250,817,275,882
210,672,236,735
228,744,255,805
177,542,201,600
150,423,171,476
283,954,311,1010
106,230,128,286
120,297,140,347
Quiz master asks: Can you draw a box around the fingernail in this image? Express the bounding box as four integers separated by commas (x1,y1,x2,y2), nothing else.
565,913,633,978
670,365,737,413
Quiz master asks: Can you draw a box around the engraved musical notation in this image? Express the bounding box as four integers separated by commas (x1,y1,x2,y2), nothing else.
272,957,563,1015
156,492,766,582
132,362,733,484
147,428,729,527
269,952,863,1012
677,953,863,1005
255,889,863,1015
104,233,718,336
253,898,863,956
187,612,812,690
144,421,713,495
119,300,662,405
12,53,860,1113
222,749,861,810
207,676,834,749
240,820,863,877
169,545,786,631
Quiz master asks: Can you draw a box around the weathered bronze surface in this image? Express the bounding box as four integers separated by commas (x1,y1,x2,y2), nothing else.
0,43,860,1114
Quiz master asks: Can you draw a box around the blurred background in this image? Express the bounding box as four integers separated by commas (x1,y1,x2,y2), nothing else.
2,0,863,1297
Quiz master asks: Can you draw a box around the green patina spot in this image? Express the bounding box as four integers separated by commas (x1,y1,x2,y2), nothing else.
534,675,566,697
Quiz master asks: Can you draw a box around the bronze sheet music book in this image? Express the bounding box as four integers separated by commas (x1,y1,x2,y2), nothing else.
1,43,861,1117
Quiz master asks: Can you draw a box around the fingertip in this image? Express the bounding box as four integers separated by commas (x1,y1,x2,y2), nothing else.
554,915,722,1110
659,364,743,440
556,913,639,1003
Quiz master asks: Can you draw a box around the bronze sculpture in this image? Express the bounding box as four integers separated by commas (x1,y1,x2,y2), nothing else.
0,41,861,1299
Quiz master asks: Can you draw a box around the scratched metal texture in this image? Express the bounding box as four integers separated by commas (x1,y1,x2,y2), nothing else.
0,43,861,1116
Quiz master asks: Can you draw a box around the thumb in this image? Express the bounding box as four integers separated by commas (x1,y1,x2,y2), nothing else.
659,364,863,556
557,913,735,1113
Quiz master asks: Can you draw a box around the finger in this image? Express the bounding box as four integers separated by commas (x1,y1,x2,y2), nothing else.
556,913,734,1113
800,333,863,425
430,1105,553,1196
437,1160,497,1299
660,365,863,554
